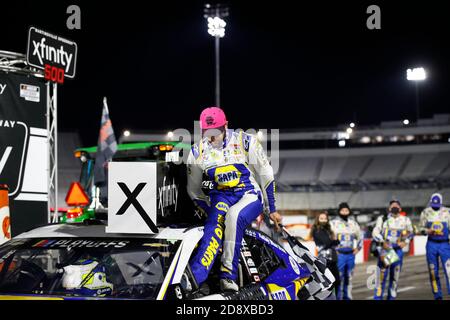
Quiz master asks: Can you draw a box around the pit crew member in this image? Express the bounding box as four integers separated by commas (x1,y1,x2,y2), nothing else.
419,193,450,300
372,200,414,300
330,202,362,300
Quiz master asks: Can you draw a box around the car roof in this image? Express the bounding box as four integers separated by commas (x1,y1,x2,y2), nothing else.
15,223,199,241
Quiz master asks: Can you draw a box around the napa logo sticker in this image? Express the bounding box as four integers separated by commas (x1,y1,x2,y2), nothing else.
431,221,444,235
386,229,400,238
214,165,241,188
215,202,229,213
267,283,291,300
338,234,353,242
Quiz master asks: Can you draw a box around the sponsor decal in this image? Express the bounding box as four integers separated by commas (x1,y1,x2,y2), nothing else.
214,165,241,189
165,151,179,163
271,290,287,300
201,215,224,268
201,237,219,268
267,284,290,300
158,177,178,217
215,202,229,213
19,84,40,103
201,180,214,191
242,134,251,152
431,221,444,235
33,239,58,248
32,239,130,249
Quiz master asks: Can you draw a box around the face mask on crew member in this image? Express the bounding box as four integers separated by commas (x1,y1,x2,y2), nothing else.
390,207,400,214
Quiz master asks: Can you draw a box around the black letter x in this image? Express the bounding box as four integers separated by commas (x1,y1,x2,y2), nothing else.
116,182,158,233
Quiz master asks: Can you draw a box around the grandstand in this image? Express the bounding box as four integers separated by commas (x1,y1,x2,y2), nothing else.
273,114,450,218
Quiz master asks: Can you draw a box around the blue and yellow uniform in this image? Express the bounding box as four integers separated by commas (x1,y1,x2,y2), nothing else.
330,216,362,300
419,193,450,300
372,214,413,300
187,130,276,285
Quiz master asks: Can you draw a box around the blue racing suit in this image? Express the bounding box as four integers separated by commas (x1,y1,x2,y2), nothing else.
372,214,414,300
330,216,362,300
419,206,450,300
186,130,277,285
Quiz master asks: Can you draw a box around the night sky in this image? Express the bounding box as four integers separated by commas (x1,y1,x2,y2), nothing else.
2,0,449,146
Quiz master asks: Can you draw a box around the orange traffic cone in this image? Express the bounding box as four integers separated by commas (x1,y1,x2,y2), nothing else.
0,185,11,244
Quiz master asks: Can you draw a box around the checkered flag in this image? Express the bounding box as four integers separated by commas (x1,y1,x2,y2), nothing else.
94,97,117,195
281,226,336,300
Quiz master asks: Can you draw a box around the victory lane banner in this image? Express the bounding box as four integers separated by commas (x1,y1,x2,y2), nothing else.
0,71,48,236
27,27,78,83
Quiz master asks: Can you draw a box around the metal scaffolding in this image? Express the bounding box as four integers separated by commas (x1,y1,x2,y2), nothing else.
0,50,58,223
47,82,58,223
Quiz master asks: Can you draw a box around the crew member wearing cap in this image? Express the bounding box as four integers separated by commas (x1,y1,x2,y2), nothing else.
372,199,414,300
419,193,450,300
186,107,281,292
330,202,362,300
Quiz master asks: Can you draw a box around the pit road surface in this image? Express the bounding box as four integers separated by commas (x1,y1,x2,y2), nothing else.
352,255,450,300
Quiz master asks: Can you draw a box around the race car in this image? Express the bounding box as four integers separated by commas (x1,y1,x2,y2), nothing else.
0,140,334,300
0,221,331,300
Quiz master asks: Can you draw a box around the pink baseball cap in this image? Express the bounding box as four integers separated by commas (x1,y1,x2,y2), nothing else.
200,107,227,130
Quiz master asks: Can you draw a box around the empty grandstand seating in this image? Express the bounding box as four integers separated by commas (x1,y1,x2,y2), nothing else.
278,158,321,184
336,156,371,182
318,157,347,183
400,154,436,179
361,155,408,182
421,152,450,178
277,150,450,188
277,188,450,210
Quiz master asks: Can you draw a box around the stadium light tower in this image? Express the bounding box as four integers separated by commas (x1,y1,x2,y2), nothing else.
406,67,427,123
204,3,229,107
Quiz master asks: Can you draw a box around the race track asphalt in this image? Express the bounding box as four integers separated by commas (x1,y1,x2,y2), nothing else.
351,255,450,300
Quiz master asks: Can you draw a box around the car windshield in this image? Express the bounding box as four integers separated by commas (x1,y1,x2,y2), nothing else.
0,238,180,300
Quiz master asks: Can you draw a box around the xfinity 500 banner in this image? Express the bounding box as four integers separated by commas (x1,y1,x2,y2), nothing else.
0,71,48,236
27,27,77,83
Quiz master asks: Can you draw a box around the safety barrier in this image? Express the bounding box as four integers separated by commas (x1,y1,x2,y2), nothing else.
0,185,11,245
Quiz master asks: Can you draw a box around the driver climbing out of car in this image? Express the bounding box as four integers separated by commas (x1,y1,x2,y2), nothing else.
185,106,282,292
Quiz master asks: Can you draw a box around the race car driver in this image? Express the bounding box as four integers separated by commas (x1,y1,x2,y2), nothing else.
330,202,362,300
372,200,414,300
419,193,450,300
61,258,114,296
186,106,282,292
